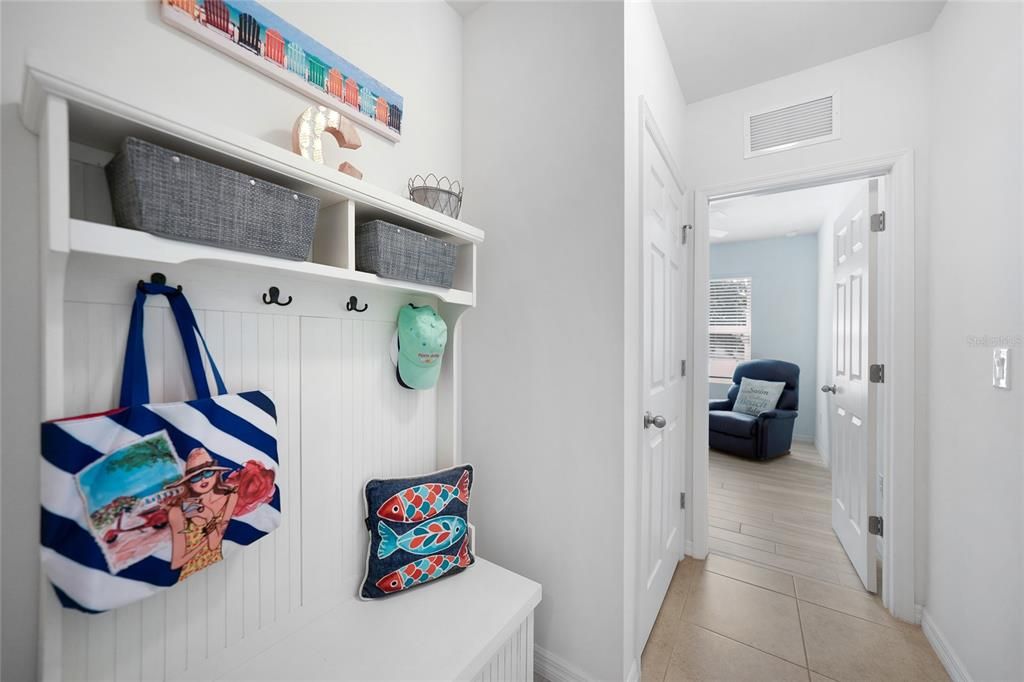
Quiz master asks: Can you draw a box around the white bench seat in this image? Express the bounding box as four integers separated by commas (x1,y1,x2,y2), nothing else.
218,559,541,681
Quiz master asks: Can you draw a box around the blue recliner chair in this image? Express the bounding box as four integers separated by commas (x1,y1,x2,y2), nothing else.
709,359,799,460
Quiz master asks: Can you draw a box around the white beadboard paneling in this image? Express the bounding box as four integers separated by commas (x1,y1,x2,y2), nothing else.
299,316,345,606
472,614,534,682
56,261,439,680
256,314,276,629
301,316,437,596
284,318,303,614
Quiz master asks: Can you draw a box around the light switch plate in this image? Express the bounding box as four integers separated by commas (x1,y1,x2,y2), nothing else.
993,348,1010,389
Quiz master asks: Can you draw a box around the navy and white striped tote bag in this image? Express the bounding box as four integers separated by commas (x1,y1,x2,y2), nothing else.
40,281,281,613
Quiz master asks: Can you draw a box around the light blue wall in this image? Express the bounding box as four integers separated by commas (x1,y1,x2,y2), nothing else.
710,234,819,441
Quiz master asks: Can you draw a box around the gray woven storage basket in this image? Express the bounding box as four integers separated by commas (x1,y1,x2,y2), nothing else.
106,137,320,261
356,220,457,289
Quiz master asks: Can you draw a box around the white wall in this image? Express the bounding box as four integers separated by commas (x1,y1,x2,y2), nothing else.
623,2,688,679
924,2,1023,680
460,3,627,679
0,3,462,678
2,1,461,195
684,32,932,607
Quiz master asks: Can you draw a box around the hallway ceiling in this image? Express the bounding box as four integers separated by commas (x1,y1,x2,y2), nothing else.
447,1,486,17
654,1,945,103
710,180,866,244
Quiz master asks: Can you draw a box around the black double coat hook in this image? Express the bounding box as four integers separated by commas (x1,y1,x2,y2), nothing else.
346,296,368,313
137,272,182,292
262,286,292,306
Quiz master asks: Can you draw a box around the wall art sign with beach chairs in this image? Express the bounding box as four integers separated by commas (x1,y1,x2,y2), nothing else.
161,0,404,142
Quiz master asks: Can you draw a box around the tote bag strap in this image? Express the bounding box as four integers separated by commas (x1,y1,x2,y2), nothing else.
119,282,228,408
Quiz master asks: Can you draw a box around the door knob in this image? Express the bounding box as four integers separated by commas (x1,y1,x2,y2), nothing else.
821,384,837,394
644,412,667,429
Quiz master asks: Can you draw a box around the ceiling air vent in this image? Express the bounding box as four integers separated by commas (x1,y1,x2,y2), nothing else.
745,92,840,158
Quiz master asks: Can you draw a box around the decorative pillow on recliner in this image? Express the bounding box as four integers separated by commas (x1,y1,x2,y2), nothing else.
732,377,786,416
361,464,475,599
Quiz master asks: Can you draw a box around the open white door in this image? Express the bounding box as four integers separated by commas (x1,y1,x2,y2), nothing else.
637,123,687,646
827,180,879,593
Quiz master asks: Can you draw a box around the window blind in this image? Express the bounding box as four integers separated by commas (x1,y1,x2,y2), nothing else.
709,277,752,379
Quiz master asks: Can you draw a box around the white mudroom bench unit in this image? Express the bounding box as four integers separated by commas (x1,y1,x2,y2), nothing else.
22,57,540,681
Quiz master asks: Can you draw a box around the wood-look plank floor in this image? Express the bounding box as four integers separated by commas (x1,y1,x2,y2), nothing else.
708,442,866,589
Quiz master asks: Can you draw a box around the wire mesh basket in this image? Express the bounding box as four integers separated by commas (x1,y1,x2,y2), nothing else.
408,174,463,219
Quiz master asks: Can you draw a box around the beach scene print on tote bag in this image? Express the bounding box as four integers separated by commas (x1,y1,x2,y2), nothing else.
76,431,276,580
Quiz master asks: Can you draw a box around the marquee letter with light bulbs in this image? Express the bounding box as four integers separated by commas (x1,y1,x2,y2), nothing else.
292,105,364,180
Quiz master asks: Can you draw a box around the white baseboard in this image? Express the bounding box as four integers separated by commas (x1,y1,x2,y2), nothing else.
625,658,640,682
535,646,590,682
814,437,830,467
921,608,972,682
685,540,708,560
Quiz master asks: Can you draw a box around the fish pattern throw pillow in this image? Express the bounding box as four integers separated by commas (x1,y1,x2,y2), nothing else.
361,464,474,599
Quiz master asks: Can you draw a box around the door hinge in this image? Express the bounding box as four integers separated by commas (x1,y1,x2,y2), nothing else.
868,515,884,537
870,211,886,232
681,224,693,244
680,492,686,510
869,364,885,383
681,360,686,377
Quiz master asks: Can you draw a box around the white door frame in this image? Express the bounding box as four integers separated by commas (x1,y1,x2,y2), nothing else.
689,150,916,622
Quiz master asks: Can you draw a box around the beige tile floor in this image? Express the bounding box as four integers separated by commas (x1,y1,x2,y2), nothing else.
642,443,948,681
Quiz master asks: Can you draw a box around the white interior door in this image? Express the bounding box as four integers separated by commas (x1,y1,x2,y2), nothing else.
828,180,878,592
637,127,687,646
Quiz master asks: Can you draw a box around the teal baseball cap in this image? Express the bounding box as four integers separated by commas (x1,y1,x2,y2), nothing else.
396,304,447,390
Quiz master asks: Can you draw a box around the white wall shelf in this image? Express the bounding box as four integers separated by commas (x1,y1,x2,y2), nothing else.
69,219,475,306
22,53,483,311
21,55,484,245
